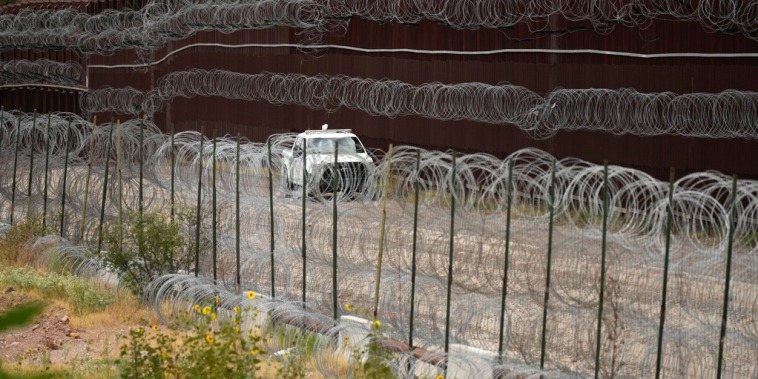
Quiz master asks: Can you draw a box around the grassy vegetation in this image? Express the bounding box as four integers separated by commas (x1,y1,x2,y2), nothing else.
0,217,394,378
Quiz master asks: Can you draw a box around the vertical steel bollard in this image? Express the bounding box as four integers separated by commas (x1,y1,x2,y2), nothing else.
332,145,339,320
444,153,457,366
498,159,514,358
655,168,675,379
268,137,275,298
11,117,21,225
236,133,241,294
60,120,72,237
594,161,610,379
372,145,393,320
97,119,115,252
195,126,204,277
716,175,738,379
540,158,557,370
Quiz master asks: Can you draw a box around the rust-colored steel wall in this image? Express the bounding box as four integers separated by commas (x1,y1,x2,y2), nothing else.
2,5,758,179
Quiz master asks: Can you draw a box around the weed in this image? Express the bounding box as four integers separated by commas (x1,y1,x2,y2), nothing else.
0,267,113,315
98,210,192,296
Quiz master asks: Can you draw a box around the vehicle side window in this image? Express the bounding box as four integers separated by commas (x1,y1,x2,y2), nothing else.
351,137,365,153
293,137,304,157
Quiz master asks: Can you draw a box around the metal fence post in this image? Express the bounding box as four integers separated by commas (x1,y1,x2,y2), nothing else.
444,153,457,363
139,116,144,218
42,115,51,229
236,133,241,294
301,142,308,306
498,159,514,358
11,117,21,225
332,145,339,320
170,124,175,221
60,119,72,237
116,120,124,245
194,126,204,277
409,149,421,351
80,116,97,242
373,144,393,319
716,175,738,379
212,129,217,282
268,137,276,298
594,161,610,378
540,158,557,369
97,119,115,252
655,168,676,378
26,112,37,222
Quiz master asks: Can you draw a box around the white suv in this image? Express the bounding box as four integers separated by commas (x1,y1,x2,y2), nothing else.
281,126,375,196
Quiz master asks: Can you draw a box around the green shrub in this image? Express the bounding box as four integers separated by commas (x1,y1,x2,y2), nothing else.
118,305,265,379
98,211,191,296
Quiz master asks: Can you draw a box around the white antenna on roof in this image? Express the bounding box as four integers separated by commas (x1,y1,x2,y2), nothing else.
322,124,328,130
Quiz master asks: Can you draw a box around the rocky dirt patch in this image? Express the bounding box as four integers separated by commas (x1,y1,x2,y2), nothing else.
0,287,128,366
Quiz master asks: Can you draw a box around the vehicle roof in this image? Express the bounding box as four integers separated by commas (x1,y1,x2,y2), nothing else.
298,129,358,139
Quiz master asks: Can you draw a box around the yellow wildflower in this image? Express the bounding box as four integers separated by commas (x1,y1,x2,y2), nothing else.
247,291,256,300
205,334,214,344
250,348,259,355
373,320,381,329
202,306,212,315
194,304,201,313
436,376,445,379
152,325,159,331
344,303,352,312
211,313,217,321
233,306,241,313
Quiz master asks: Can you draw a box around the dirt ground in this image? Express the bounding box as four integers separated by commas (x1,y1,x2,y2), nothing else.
0,286,130,367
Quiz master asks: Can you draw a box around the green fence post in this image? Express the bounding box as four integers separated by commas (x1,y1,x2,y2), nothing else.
444,153,457,366
594,161,610,379
373,144,393,320
26,111,37,222
268,137,275,298
236,133,241,294
655,168,676,378
195,126,204,277
332,145,339,320
716,175,738,379
408,149,421,351
42,115,52,229
540,158,557,370
97,119,115,252
212,129,217,282
11,117,21,225
80,116,97,243
301,142,308,306
498,159,514,358
60,119,72,237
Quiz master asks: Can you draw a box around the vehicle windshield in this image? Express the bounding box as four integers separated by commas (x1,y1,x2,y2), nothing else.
307,137,364,154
